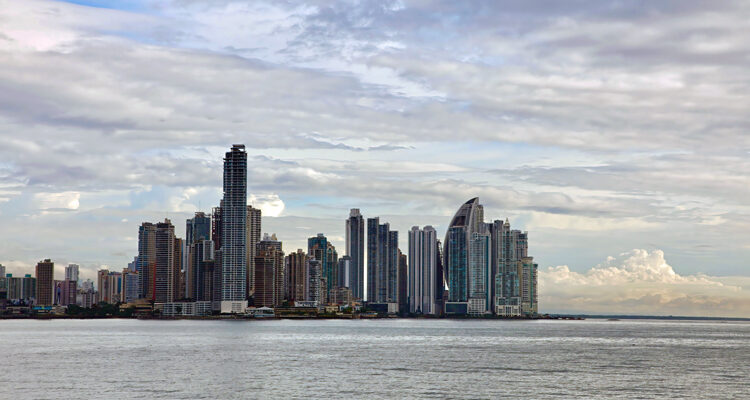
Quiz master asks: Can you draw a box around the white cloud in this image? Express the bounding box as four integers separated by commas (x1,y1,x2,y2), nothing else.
540,249,750,318
249,193,285,217
33,191,80,210
0,0,747,283
526,212,657,231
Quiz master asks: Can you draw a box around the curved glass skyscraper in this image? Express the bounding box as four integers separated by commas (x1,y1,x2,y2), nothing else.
444,197,491,315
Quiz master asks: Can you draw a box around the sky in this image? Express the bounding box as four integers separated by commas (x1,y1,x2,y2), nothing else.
0,0,748,317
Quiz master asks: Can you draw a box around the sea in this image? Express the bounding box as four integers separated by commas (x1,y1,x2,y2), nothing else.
0,318,747,399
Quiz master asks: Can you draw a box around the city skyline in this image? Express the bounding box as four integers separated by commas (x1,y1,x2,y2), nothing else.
0,1,749,318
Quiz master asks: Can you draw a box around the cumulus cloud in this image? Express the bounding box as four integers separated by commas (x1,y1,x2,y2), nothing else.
540,249,750,318
249,193,285,217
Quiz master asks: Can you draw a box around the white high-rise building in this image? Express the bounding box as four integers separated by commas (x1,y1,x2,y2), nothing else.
65,264,79,283
408,226,438,315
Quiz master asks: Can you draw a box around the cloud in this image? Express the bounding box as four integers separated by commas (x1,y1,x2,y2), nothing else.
249,193,285,217
0,0,748,285
526,212,657,232
540,249,750,318
33,191,80,210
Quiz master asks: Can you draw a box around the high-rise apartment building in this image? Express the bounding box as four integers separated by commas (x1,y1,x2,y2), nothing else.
59,279,77,306
35,259,54,306
97,269,123,304
121,268,139,303
408,226,439,315
254,234,284,308
65,264,79,283
306,259,322,304
137,222,156,300
186,212,211,245
337,255,352,289
246,205,261,296
491,218,535,316
220,144,248,311
367,218,399,303
211,205,222,249
6,274,36,303
308,233,337,303
154,219,176,303
285,249,308,304
189,239,215,302
520,256,538,315
435,239,445,315
0,265,5,301
186,211,213,301
468,229,492,315
345,208,365,300
0,274,7,301
174,237,184,301
398,251,407,315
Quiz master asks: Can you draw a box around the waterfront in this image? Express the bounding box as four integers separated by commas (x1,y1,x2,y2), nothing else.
1,319,748,399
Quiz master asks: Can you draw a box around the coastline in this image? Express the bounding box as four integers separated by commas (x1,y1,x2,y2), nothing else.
2,314,748,322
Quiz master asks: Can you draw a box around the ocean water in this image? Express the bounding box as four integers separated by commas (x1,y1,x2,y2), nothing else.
0,318,747,399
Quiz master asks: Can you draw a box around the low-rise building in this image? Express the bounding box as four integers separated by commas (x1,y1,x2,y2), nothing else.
156,301,212,317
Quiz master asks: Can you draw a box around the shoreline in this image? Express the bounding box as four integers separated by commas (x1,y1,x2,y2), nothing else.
2,314,748,322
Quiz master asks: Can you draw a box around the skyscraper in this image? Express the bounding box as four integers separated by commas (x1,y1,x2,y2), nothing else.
220,144,248,312
492,218,535,316
211,205,222,250
121,268,139,304
210,205,223,310
468,229,492,315
0,264,5,301
398,251,407,316
174,237,184,301
444,198,483,314
186,212,211,299
7,274,36,303
306,259,322,304
435,240,445,315
254,233,284,308
189,240,215,302
154,219,176,303
408,226,438,314
247,205,261,296
0,273,6,302
186,212,211,246
308,233,337,303
97,269,122,304
35,259,54,306
285,249,309,304
65,264,79,283
345,208,364,300
337,255,352,289
367,218,399,303
520,256,538,316
137,222,156,300
60,279,77,306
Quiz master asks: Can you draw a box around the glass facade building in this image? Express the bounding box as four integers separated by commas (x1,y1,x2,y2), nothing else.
220,144,248,304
